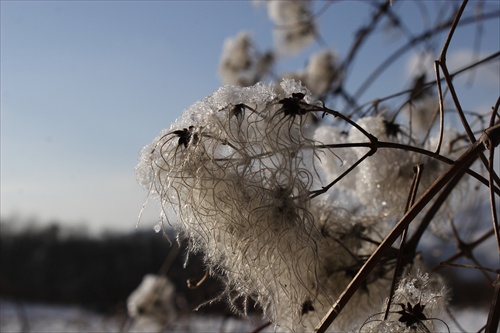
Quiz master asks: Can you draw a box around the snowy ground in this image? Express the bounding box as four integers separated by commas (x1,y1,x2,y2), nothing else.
0,299,490,332
0,299,265,333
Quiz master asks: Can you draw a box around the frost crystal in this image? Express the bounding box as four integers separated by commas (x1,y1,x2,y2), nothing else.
358,263,448,333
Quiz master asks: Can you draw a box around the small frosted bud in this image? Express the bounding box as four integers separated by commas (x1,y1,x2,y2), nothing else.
358,264,448,333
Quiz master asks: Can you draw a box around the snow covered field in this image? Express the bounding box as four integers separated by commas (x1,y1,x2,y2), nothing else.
0,299,490,333
0,299,266,333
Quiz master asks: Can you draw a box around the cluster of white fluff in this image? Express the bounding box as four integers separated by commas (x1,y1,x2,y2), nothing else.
218,32,274,86
127,274,177,327
137,79,453,331
282,49,339,97
314,114,463,220
265,0,317,54
402,94,440,140
358,264,448,333
303,50,339,96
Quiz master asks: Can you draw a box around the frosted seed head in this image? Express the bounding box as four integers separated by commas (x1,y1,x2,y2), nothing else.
219,32,253,86
127,274,177,325
137,79,379,332
218,32,274,86
267,0,317,54
304,49,339,96
402,94,439,136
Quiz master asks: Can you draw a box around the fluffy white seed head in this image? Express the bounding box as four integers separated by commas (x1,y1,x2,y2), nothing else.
304,49,339,96
219,32,274,86
127,274,177,325
219,31,254,86
267,0,317,54
402,94,440,137
137,81,458,331
137,80,325,325
347,115,446,217
137,80,399,331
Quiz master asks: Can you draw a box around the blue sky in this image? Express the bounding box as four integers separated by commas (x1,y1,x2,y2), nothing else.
1,0,279,234
1,1,499,234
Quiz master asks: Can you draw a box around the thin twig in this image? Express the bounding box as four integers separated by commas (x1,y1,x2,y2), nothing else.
485,275,500,333
352,8,500,102
406,170,468,263
383,164,423,320
249,321,272,333
447,212,494,283
310,149,373,199
439,262,499,274
340,1,391,77
313,140,500,195
439,0,467,64
436,0,500,191
488,98,500,254
437,1,476,143
369,51,500,107
434,228,495,272
434,60,445,155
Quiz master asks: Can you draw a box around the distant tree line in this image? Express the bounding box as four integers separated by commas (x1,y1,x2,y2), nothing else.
0,222,231,315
